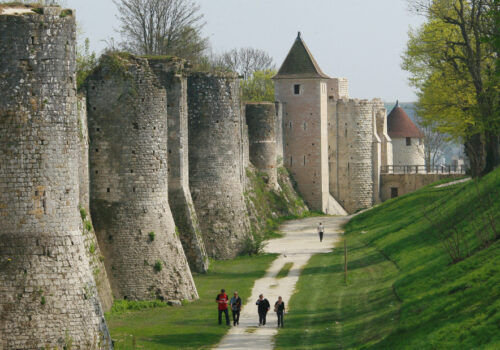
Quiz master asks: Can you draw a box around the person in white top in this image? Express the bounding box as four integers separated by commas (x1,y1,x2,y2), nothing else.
317,222,324,242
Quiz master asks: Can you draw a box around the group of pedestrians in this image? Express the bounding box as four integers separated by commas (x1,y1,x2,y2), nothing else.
216,289,285,328
214,223,326,329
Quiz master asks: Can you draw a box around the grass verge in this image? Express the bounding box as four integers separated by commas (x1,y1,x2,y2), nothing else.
106,254,277,349
275,167,500,349
274,236,400,349
276,262,294,279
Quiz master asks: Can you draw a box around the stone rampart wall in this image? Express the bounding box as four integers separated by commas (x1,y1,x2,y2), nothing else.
245,103,278,186
148,58,208,273
87,54,197,301
0,8,110,348
187,73,251,259
77,95,113,311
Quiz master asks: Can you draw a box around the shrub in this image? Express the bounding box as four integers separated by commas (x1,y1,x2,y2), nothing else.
241,234,267,256
148,231,155,242
154,260,162,272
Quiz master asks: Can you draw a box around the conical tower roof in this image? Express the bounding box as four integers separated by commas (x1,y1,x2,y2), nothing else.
387,101,424,138
274,32,330,79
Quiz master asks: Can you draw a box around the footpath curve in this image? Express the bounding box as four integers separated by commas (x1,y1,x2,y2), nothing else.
214,215,351,350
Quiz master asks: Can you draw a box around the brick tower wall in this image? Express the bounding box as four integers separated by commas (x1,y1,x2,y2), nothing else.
148,58,209,273
86,54,197,301
77,95,113,311
245,103,278,186
275,78,329,212
0,7,111,348
187,73,251,259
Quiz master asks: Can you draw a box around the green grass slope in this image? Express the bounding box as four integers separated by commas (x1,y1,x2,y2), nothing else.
276,168,500,349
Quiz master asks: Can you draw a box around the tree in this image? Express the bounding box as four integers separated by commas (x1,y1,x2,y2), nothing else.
240,70,276,103
113,0,208,61
413,108,452,167
220,48,276,80
403,0,499,176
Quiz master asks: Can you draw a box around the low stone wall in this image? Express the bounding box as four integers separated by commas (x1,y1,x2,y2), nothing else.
380,173,464,201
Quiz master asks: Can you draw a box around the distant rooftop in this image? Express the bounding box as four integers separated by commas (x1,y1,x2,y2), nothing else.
387,101,423,138
274,32,330,79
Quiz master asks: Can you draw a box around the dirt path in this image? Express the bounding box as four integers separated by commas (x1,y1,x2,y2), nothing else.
214,216,350,350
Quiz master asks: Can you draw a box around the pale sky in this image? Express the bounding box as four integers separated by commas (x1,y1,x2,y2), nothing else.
66,0,425,101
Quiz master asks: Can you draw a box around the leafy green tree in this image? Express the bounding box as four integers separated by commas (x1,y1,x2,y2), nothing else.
240,70,276,103
403,0,499,176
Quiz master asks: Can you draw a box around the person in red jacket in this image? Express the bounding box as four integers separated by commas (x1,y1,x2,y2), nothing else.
215,288,230,325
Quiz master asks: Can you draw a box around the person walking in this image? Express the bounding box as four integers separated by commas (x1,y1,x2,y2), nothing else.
274,296,285,328
230,291,242,326
256,294,270,326
317,222,325,242
215,289,230,326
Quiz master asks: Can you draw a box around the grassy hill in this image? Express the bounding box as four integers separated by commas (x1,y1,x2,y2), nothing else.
276,168,500,349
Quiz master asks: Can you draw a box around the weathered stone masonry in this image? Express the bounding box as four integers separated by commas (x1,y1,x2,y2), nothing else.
148,58,209,273
245,103,278,187
0,8,110,349
188,73,252,259
87,54,198,301
77,95,113,311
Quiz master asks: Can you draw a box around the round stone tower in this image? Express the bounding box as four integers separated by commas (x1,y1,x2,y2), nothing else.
0,6,110,348
86,54,198,301
336,99,375,212
187,72,251,259
245,103,278,186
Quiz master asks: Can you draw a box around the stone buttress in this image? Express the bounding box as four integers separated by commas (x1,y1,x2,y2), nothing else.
86,54,198,301
0,6,111,348
187,72,252,259
148,57,209,273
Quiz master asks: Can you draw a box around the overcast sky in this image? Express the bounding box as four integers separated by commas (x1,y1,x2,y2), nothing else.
66,0,425,101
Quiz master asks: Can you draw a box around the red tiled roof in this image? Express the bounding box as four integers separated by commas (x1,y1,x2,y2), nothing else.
387,102,423,138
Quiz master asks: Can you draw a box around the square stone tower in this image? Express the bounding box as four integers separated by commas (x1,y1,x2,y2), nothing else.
273,32,330,212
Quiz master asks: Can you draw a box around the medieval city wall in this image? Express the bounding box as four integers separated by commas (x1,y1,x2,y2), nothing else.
187,72,251,259
86,54,197,301
392,137,425,165
327,78,349,100
77,95,113,311
274,102,284,164
245,103,278,187
276,78,329,212
148,58,209,273
380,173,463,201
0,8,111,348
334,99,375,213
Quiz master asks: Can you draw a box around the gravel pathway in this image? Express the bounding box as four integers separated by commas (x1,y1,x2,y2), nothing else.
214,215,350,350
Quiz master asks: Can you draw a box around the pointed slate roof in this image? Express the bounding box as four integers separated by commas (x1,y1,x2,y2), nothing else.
274,32,330,79
387,101,424,138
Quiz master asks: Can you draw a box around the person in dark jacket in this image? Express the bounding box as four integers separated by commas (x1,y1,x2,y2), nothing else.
215,289,230,325
256,294,270,326
274,296,285,327
230,291,242,326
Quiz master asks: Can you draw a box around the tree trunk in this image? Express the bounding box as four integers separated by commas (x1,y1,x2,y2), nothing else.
483,131,500,174
464,133,486,177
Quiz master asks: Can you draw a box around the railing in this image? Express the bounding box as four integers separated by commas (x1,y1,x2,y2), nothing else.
380,165,467,174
